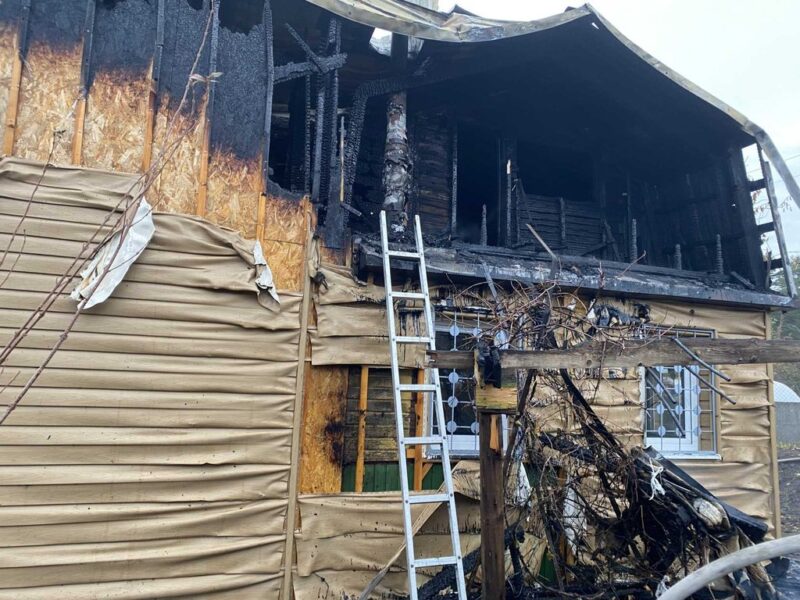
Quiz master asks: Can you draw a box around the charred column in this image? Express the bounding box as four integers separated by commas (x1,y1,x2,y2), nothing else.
382,32,410,233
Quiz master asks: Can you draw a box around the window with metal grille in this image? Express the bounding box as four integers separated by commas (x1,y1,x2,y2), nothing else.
430,310,508,457
641,327,718,457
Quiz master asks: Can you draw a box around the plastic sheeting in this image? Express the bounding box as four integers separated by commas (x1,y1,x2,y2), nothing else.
0,158,301,599
293,492,482,599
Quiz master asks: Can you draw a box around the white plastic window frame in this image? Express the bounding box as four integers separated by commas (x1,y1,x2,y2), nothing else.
640,327,720,459
427,312,509,458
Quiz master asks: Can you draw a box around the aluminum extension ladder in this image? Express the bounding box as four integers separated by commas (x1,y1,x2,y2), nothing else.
379,211,467,600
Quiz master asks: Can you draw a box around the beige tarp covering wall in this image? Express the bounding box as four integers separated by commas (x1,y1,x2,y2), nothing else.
309,263,778,534
0,158,301,599
293,491,481,599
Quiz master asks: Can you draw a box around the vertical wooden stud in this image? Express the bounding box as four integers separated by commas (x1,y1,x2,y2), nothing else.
354,366,369,493
72,0,96,165
412,368,426,491
142,0,165,172
195,0,219,218
2,0,28,155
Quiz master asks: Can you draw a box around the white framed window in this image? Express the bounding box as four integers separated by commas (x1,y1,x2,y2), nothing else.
641,328,718,458
428,311,508,457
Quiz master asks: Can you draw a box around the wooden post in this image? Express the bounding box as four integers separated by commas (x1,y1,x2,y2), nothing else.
479,411,505,600
2,0,29,155
141,0,165,172
195,1,219,218
72,0,96,165
354,366,369,493
412,368,426,491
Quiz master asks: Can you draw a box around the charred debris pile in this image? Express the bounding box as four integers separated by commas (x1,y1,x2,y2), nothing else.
404,287,786,600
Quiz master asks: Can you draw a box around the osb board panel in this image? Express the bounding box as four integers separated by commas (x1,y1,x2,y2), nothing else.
149,94,204,217
299,366,349,494
14,42,79,164
0,24,14,133
261,238,304,293
83,70,148,172
259,195,307,293
206,152,260,239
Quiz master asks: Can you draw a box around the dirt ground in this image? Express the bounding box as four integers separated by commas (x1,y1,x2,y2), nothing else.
780,444,800,536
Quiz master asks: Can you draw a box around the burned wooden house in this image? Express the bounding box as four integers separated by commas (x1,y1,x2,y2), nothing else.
0,0,798,598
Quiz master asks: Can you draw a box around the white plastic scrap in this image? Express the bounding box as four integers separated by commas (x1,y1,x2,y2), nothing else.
656,575,670,597
71,198,155,309
253,240,280,304
646,456,666,500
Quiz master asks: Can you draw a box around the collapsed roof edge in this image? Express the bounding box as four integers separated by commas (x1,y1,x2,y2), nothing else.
304,0,800,211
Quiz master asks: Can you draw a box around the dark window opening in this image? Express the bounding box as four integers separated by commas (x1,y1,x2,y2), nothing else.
456,123,499,245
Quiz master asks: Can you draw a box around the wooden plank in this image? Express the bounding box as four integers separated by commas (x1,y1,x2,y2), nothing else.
1,0,26,157
479,412,505,600
429,338,800,371
413,368,425,491
280,202,313,600
71,0,95,166
355,366,368,493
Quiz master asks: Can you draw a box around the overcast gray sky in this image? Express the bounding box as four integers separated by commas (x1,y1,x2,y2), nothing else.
439,0,800,255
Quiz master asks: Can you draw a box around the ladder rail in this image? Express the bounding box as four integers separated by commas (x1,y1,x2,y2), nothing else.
380,211,467,600
413,215,467,594
379,211,418,595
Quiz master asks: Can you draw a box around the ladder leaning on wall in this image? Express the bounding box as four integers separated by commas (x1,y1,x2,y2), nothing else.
379,211,467,600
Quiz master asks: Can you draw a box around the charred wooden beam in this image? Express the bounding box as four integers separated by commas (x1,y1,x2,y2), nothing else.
450,121,458,234
259,0,274,196
274,53,346,84
2,0,30,155
427,338,800,371
72,0,97,165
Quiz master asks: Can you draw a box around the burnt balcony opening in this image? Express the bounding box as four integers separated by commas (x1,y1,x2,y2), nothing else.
455,122,499,245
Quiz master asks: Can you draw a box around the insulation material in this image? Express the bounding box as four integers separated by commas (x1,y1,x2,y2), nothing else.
83,71,149,171
70,198,155,308
0,157,301,599
294,492,481,599
14,41,80,164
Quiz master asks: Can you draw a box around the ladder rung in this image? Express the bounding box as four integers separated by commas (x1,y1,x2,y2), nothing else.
412,556,458,569
398,383,437,392
401,435,444,446
391,291,425,300
387,250,421,259
394,336,432,344
407,493,450,505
